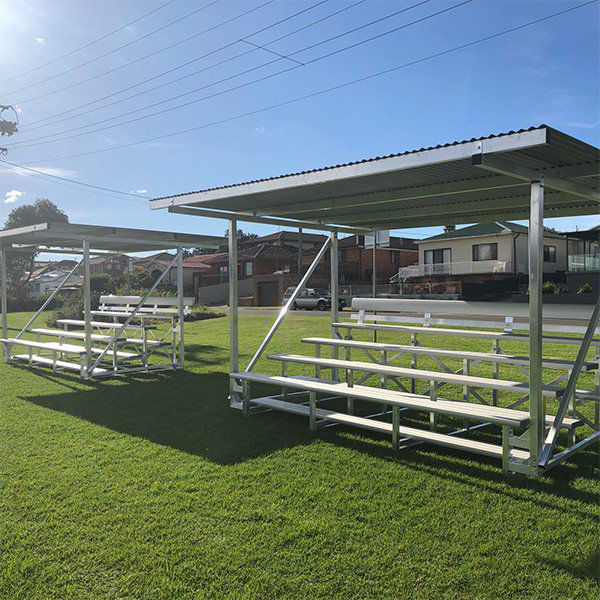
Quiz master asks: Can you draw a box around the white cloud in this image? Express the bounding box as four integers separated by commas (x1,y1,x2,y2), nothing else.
130,189,149,194
35,37,45,43
254,126,266,135
0,165,76,177
563,120,600,130
4,189,24,204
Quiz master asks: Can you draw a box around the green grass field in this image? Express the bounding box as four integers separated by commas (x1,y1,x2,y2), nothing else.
1,311,598,600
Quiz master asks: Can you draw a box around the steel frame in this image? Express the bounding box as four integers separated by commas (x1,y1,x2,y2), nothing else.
0,225,223,378
152,126,599,477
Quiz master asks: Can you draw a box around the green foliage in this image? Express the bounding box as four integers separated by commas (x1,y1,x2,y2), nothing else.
577,282,593,294
3,199,69,299
185,304,225,321
6,292,64,313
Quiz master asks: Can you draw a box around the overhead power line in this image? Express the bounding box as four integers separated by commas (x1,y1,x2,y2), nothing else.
13,0,277,105
19,0,596,165
21,0,344,132
6,1,221,97
0,0,176,86
9,0,449,149
0,158,147,202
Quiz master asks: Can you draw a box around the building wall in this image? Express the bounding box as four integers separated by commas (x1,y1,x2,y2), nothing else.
418,233,567,274
514,234,567,273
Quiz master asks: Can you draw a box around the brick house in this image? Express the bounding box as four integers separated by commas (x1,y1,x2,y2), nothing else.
301,234,418,283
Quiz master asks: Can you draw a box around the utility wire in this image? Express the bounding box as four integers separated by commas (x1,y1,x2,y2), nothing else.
10,0,442,149
13,0,276,105
0,159,147,201
6,1,221,97
20,0,596,165
1,167,148,204
0,0,176,86
21,0,343,131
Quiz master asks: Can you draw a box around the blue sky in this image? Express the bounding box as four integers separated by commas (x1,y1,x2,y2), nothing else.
1,0,598,249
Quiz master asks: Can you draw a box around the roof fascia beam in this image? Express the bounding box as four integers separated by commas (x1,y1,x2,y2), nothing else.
472,155,599,201
167,206,373,235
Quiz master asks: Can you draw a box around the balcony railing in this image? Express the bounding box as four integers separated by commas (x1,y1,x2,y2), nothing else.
397,259,513,279
568,254,600,272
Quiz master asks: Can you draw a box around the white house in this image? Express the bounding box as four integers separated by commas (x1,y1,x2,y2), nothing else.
29,269,83,297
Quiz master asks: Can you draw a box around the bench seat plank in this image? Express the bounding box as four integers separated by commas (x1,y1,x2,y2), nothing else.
232,371,529,427
13,354,106,374
1,338,87,354
30,328,165,347
90,310,174,320
56,319,154,331
333,322,600,347
268,353,563,397
302,337,597,371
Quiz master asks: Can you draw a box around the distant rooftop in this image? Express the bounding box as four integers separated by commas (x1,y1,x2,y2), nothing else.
419,221,565,243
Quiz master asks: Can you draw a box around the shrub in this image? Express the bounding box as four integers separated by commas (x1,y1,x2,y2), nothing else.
7,292,65,313
185,305,225,322
577,282,593,294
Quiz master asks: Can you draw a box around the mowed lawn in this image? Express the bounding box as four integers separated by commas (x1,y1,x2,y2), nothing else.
1,310,598,600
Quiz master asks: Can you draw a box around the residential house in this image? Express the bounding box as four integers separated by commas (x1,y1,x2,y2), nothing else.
396,221,568,297
302,234,419,283
29,269,83,297
88,254,129,277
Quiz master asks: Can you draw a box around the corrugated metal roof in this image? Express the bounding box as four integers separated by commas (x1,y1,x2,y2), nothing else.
0,222,225,253
153,126,548,200
152,125,599,230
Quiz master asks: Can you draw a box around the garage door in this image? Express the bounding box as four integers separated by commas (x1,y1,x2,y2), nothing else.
257,281,280,306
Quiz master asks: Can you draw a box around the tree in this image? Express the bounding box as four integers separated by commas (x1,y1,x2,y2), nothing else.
190,228,259,255
3,199,69,298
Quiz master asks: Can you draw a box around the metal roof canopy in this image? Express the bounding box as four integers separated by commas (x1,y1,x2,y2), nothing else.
0,222,225,254
150,126,599,231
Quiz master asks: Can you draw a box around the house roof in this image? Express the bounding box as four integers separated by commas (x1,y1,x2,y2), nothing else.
202,244,298,263
243,231,326,245
419,221,565,243
151,125,599,231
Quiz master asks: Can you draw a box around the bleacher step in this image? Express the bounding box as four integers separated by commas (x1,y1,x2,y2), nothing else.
250,396,530,461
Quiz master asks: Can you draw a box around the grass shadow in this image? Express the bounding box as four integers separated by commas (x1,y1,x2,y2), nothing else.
21,370,316,465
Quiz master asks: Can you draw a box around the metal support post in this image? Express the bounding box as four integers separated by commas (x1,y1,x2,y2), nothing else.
0,250,8,361
298,227,303,284
229,219,239,375
372,246,377,299
330,231,339,381
83,240,92,377
528,179,544,470
246,236,331,372
177,249,185,369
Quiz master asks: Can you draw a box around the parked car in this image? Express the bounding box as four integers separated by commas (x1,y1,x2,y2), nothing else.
283,287,347,311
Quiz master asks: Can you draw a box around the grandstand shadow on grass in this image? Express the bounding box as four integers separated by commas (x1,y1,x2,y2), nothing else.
19,367,600,491
21,371,316,465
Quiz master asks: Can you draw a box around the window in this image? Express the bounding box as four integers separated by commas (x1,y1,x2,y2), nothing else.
424,248,451,264
219,266,228,274
472,243,498,261
544,245,556,263
391,250,398,265
244,262,253,275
